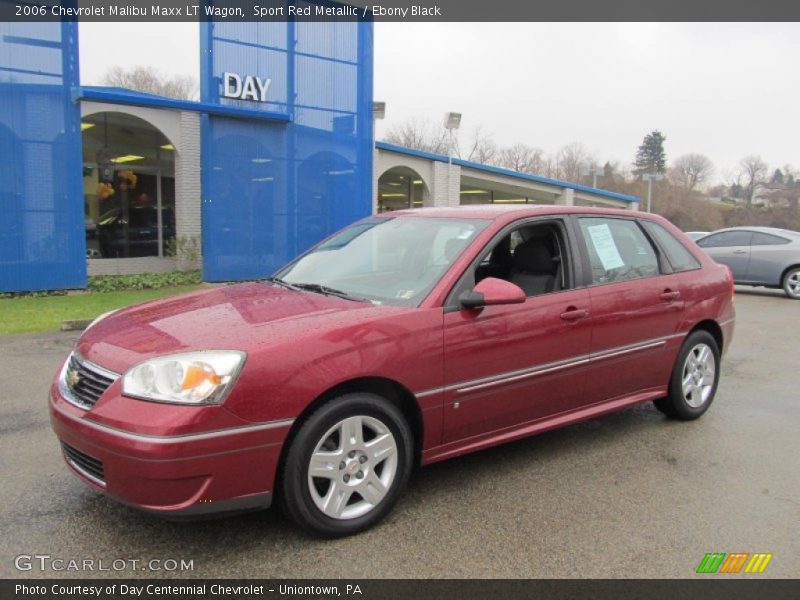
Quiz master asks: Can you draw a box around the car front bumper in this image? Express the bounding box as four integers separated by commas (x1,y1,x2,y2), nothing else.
50,384,293,518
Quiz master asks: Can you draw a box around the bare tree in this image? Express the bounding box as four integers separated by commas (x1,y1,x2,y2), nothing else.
497,143,545,174
670,153,714,195
556,142,592,183
104,66,197,100
383,118,450,155
763,164,800,211
738,155,769,206
465,127,498,165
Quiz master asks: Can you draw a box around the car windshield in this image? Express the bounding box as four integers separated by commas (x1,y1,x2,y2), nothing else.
276,216,489,306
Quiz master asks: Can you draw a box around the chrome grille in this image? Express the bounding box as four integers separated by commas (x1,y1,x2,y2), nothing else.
62,442,105,485
60,353,118,410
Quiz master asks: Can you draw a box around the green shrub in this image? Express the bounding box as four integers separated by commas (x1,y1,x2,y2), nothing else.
0,289,69,299
87,271,203,293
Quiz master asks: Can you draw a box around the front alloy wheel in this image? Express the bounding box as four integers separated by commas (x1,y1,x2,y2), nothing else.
308,415,398,520
281,393,413,537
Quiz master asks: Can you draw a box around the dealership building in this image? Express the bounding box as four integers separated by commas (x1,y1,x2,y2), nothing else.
0,19,637,293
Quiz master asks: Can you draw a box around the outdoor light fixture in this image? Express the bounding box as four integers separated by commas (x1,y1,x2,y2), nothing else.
160,144,175,151
80,122,95,131
581,164,606,188
373,101,386,120
443,112,461,130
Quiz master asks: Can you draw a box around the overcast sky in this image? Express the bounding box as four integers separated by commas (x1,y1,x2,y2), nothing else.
80,22,800,183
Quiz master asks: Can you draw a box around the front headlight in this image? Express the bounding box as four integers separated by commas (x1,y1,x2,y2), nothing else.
122,351,246,405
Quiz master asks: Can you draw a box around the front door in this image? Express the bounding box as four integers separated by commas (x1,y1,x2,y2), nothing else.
441,219,592,444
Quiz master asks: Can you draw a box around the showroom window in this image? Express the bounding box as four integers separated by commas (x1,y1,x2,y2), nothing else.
82,112,176,259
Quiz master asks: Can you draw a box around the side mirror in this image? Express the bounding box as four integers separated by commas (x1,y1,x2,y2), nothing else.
459,277,526,309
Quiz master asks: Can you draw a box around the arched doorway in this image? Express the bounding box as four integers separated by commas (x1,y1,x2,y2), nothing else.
81,112,176,259
377,166,429,212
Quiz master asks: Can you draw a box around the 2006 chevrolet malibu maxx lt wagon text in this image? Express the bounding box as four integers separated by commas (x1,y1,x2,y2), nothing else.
50,206,735,536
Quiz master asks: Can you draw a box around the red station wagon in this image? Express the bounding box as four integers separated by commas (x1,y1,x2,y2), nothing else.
50,206,735,536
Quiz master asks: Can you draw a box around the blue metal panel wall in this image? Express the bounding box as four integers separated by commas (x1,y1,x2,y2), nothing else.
0,22,85,292
200,13,373,281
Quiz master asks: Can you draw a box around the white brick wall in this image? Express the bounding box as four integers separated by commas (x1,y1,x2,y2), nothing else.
88,257,177,276
175,111,202,270
432,161,461,207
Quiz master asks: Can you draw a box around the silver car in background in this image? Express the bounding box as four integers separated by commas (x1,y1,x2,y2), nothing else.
695,227,800,299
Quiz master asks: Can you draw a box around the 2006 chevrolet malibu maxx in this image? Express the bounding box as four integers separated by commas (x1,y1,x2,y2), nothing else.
50,206,735,536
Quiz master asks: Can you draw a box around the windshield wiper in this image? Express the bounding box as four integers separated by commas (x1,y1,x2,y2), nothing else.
289,282,367,302
262,276,302,291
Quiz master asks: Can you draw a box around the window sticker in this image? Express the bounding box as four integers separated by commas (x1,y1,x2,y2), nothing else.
586,224,625,270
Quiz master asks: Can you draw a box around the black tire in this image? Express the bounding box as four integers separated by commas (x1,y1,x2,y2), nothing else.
280,393,413,537
782,267,800,300
654,330,721,421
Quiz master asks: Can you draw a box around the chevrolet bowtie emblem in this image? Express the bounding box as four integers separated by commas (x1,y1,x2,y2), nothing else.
67,369,80,388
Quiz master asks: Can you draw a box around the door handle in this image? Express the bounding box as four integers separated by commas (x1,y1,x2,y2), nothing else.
660,289,681,301
732,249,747,254
560,307,589,321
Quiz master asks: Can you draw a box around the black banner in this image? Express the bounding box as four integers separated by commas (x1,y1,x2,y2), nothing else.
3,0,800,22
3,580,800,600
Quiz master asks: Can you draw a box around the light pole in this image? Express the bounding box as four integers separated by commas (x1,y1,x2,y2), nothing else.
443,112,461,204
641,172,664,213
581,164,606,188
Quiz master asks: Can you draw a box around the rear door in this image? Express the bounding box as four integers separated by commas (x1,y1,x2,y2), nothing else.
441,218,592,443
696,230,754,281
575,216,686,404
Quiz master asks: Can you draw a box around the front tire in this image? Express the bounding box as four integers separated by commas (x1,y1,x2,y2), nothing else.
654,330,720,420
782,267,800,299
281,393,413,537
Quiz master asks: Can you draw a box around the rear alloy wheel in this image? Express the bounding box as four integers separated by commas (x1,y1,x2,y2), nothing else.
654,330,720,420
281,393,413,537
782,267,800,300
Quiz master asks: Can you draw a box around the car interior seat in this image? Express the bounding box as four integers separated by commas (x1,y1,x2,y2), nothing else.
509,237,559,296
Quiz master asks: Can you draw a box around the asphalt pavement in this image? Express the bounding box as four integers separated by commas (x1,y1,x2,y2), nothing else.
1,288,798,578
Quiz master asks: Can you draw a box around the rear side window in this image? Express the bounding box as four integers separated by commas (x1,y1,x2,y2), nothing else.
578,217,660,284
642,221,701,272
752,232,790,246
697,231,753,248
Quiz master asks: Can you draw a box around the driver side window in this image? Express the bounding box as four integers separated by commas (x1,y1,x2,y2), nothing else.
474,221,569,297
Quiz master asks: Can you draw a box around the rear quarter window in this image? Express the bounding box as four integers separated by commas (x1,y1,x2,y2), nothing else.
752,232,791,246
642,221,701,272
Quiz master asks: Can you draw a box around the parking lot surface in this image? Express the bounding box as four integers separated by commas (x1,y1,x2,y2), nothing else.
1,289,798,578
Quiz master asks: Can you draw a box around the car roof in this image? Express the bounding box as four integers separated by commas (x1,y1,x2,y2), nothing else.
702,226,800,237
386,205,645,222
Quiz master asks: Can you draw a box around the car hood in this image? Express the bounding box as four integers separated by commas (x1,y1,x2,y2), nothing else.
76,282,399,374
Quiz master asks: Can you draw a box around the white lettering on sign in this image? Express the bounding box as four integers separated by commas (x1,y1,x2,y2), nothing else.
222,72,272,102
